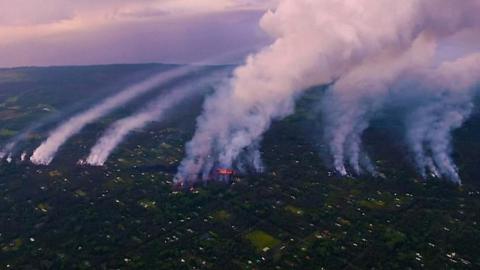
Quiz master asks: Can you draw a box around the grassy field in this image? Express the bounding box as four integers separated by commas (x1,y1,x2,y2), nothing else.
245,230,281,252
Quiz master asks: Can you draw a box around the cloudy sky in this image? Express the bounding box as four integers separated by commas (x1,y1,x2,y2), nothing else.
0,0,277,67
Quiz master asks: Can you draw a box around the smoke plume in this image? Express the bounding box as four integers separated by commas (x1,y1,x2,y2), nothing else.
404,53,480,183
83,71,227,166
0,142,15,161
322,34,437,176
0,71,163,161
176,0,480,184
29,65,203,165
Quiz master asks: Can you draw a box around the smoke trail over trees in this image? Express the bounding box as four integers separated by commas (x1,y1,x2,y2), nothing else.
83,71,228,166
0,69,162,161
322,34,437,177
403,53,480,183
176,0,480,184
324,52,480,183
0,142,15,160
30,65,203,165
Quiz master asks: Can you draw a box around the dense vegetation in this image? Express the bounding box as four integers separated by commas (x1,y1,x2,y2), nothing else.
0,65,479,269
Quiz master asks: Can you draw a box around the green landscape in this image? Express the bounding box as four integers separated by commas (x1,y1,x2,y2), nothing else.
0,65,479,269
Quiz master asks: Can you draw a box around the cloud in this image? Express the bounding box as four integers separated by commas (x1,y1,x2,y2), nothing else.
0,0,275,67
0,0,143,26
0,0,275,27
0,10,270,67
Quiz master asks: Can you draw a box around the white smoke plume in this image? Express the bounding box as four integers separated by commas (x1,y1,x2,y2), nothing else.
322,34,437,176
176,0,480,184
326,51,480,183
83,71,227,166
0,142,15,161
404,53,480,183
29,65,204,165
1,70,168,162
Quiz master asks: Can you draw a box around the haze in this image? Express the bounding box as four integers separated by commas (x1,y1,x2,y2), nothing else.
0,0,277,67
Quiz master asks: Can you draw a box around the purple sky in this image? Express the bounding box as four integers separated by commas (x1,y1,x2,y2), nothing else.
0,0,276,67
